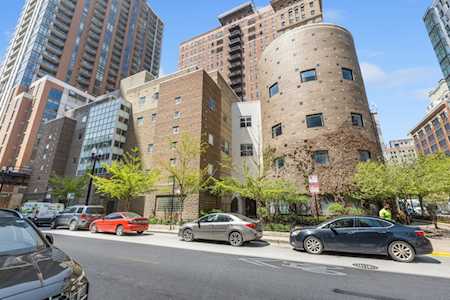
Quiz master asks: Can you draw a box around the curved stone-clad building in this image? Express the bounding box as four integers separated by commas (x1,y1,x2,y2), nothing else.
258,23,382,197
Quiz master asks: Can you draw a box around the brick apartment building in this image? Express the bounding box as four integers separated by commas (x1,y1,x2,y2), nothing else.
178,0,323,101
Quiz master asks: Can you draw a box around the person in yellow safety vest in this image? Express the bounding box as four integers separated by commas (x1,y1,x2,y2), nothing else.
379,203,393,221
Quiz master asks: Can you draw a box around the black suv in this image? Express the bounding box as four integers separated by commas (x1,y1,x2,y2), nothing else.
52,205,105,231
0,209,89,299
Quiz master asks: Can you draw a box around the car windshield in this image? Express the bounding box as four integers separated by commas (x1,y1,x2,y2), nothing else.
231,213,256,222
122,212,141,218
85,207,104,214
0,212,46,256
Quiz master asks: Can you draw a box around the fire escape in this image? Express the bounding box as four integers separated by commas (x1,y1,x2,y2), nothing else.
228,25,245,100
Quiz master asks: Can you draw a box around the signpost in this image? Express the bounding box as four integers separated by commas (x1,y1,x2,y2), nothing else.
308,175,320,221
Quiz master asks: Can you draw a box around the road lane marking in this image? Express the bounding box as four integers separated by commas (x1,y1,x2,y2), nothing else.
239,258,281,269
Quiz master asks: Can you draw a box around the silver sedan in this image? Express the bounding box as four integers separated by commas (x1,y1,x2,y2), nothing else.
178,213,263,246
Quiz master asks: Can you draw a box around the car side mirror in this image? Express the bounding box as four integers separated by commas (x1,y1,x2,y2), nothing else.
45,233,54,245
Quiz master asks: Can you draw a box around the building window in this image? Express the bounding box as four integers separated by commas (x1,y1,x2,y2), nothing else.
174,111,181,119
208,98,217,111
240,144,253,157
300,69,317,82
173,126,180,134
147,144,154,153
175,96,182,105
151,113,157,122
171,141,177,150
359,150,371,162
170,158,177,166
351,113,364,127
274,157,285,170
342,68,354,80
223,141,230,154
139,96,146,106
272,123,283,138
306,113,323,128
208,133,214,145
137,117,144,126
269,82,279,97
313,150,329,165
240,116,252,127
153,92,159,100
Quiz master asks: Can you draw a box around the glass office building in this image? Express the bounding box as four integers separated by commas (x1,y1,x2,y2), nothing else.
76,94,131,175
424,1,450,88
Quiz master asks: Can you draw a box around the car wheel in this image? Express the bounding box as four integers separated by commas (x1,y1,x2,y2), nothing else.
69,220,78,231
182,229,194,242
137,231,144,235
304,236,323,254
388,241,415,263
229,231,244,247
116,225,124,236
90,224,97,233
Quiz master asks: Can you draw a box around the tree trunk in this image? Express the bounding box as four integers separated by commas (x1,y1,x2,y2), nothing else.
419,195,424,217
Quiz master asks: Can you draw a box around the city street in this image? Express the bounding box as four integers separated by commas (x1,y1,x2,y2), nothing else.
48,230,450,300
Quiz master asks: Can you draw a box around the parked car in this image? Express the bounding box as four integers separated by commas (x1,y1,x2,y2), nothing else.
89,212,149,236
289,216,433,263
51,205,105,231
0,209,89,299
20,202,64,226
178,213,263,247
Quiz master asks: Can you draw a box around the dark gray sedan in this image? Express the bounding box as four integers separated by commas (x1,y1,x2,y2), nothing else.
290,216,433,262
179,213,263,246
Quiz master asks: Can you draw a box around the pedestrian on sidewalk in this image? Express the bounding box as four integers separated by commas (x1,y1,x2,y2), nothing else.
379,203,392,221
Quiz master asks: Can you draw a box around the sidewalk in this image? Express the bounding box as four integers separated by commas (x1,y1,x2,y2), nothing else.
148,224,450,257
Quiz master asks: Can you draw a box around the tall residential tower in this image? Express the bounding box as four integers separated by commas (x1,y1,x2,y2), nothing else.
0,0,163,116
178,0,323,101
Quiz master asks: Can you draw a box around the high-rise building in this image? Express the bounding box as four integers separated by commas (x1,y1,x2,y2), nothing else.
427,79,450,112
424,0,450,88
0,0,163,118
258,24,382,198
178,0,323,101
384,139,417,164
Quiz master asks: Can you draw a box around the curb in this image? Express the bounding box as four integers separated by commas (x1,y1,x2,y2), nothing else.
432,251,450,257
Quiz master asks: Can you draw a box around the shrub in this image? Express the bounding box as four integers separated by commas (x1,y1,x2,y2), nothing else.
328,203,347,215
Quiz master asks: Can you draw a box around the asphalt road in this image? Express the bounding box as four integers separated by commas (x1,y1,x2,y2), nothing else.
51,234,450,300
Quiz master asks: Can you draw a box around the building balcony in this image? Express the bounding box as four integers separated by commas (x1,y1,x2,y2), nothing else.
229,61,243,71
81,60,94,71
228,53,242,62
51,28,67,41
229,30,241,39
229,37,242,47
228,70,243,78
42,51,60,64
84,45,97,57
229,45,242,55
45,43,64,56
230,77,243,86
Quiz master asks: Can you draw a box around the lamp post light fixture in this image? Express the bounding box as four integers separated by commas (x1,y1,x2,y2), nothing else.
84,147,103,206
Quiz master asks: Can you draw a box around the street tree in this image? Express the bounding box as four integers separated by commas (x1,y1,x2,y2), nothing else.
92,148,160,211
159,133,211,220
48,175,88,205
210,147,306,221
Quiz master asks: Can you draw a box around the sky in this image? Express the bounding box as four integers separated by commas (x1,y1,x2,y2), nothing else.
0,0,442,143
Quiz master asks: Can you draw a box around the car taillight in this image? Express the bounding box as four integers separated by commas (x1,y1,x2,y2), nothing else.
80,214,87,220
245,223,256,230
415,231,425,237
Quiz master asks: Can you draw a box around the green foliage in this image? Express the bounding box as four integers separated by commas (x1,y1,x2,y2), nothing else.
199,209,224,217
92,148,160,211
160,133,211,214
48,175,88,203
327,203,347,215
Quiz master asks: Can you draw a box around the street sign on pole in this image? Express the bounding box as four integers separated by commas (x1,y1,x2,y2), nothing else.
308,175,320,195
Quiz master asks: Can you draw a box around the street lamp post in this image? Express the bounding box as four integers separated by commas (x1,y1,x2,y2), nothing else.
84,147,101,206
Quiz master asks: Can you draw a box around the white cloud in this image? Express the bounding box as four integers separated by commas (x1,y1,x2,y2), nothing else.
360,62,387,84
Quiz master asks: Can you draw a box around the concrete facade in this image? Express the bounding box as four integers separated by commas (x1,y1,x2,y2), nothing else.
384,139,417,165
258,24,382,196
178,0,323,101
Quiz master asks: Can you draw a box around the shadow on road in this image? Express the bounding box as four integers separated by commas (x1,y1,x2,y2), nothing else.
292,249,442,264
191,239,270,248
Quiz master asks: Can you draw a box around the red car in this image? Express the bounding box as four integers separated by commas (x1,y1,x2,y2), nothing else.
89,212,149,236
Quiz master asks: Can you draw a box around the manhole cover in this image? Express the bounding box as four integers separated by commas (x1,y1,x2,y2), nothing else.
352,263,378,270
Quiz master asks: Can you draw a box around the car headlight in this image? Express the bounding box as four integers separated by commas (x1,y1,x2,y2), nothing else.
291,230,299,237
